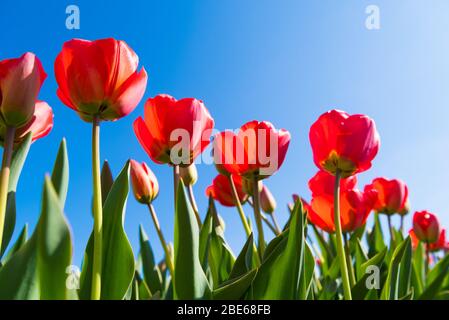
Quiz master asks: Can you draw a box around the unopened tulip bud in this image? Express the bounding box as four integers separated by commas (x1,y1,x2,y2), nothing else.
179,164,198,186
130,159,159,204
413,210,440,243
260,185,276,214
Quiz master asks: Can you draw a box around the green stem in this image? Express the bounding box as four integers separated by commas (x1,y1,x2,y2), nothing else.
148,204,175,277
0,126,15,253
387,215,395,244
344,233,356,287
187,185,202,228
227,175,260,265
252,176,266,257
173,165,179,206
270,213,282,235
261,213,278,235
91,117,103,300
334,169,352,300
400,216,404,235
425,241,430,274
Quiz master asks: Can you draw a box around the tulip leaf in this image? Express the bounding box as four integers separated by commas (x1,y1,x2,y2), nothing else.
298,242,315,299
213,269,257,300
174,180,211,299
138,225,162,294
354,238,369,280
199,198,213,271
79,161,135,300
1,133,31,258
250,199,305,299
50,138,69,207
101,160,114,205
228,234,254,280
418,254,449,300
1,224,28,266
381,237,411,300
208,224,235,288
37,177,73,299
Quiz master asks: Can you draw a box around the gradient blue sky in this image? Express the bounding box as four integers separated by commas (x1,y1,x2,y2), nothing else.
1,0,449,265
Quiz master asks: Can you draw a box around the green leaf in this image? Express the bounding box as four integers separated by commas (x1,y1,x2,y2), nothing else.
250,200,305,299
213,269,257,300
367,213,386,257
208,222,235,287
354,238,368,280
397,236,412,298
50,138,69,207
1,133,31,258
418,254,449,300
228,234,254,280
79,162,135,300
37,177,73,299
411,242,425,296
138,225,162,294
1,224,27,265
199,198,213,271
101,160,114,205
381,237,411,300
298,242,315,299
174,180,211,299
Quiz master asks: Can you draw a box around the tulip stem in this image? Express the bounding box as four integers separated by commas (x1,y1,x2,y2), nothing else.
187,185,202,228
261,213,278,235
227,175,260,265
270,213,282,235
334,169,352,300
0,126,15,254
425,241,430,274
173,165,180,205
227,175,252,237
343,233,356,287
400,216,404,235
387,215,395,244
91,117,103,300
252,176,266,258
147,204,175,278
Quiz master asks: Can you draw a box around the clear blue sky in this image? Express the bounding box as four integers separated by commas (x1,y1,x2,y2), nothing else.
1,0,449,265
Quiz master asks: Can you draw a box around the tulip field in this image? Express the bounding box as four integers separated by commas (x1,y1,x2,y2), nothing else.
0,37,448,302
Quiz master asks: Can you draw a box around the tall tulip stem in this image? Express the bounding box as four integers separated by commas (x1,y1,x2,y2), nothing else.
0,126,15,253
91,117,103,300
334,169,352,300
252,176,266,258
187,185,202,227
147,204,175,277
228,175,260,265
387,215,395,244
173,165,180,205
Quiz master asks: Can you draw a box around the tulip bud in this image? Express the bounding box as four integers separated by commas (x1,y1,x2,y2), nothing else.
413,210,440,243
130,160,159,204
179,164,198,186
260,185,276,214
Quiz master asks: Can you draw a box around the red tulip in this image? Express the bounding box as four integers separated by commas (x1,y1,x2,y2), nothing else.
364,177,408,215
213,121,290,179
206,174,248,207
13,101,53,144
413,210,440,243
0,52,46,127
410,229,449,252
130,160,159,204
307,171,376,233
309,110,380,178
308,170,357,197
55,38,147,122
134,94,214,165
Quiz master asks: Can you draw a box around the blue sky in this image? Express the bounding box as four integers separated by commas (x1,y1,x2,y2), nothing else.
1,0,449,265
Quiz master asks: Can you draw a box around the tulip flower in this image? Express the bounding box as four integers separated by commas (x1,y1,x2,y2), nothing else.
309,170,357,197
130,160,159,204
206,174,248,207
309,109,380,178
134,94,214,166
410,229,449,252
55,38,148,300
413,210,440,244
54,38,147,122
364,178,408,215
309,110,380,300
0,52,46,255
0,52,46,127
130,159,174,278
213,121,290,257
